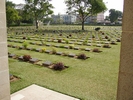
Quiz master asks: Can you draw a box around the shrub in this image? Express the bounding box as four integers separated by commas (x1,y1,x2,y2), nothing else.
22,41,28,48
8,39,11,41
69,44,74,49
95,27,101,31
53,62,65,71
51,47,57,54
8,44,12,47
41,48,46,52
65,39,69,44
23,36,26,39
92,35,95,38
83,40,88,45
59,45,64,48
105,36,108,39
108,38,111,41
77,53,87,60
58,39,62,43
103,44,111,48
10,36,13,38
27,37,30,40
92,48,100,52
35,34,38,38
23,55,31,61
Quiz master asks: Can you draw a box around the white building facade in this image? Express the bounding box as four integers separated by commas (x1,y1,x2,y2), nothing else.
51,14,76,24
52,12,104,24
85,12,104,24
96,12,104,23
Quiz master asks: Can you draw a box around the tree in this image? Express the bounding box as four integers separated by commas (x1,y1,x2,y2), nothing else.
65,0,107,30
6,1,21,27
24,0,54,29
19,6,34,24
6,1,15,7
109,9,123,23
105,16,109,21
15,4,33,25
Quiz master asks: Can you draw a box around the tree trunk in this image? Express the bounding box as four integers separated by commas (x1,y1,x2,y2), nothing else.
35,17,38,30
35,20,38,29
82,21,84,30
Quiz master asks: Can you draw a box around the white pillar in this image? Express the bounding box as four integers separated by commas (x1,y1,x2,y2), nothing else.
0,0,10,100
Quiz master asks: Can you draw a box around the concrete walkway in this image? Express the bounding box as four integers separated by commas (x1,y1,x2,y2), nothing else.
11,84,80,100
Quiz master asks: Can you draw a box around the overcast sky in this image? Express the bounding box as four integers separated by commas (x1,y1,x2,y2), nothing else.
8,0,124,16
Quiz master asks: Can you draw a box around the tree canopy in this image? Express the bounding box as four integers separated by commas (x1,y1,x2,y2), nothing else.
6,1,21,27
24,0,54,29
65,0,107,30
109,9,123,23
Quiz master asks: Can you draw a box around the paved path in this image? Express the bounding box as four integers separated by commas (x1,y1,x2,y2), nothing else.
11,84,80,100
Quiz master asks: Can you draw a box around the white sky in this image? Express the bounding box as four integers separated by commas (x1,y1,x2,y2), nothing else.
8,0,124,16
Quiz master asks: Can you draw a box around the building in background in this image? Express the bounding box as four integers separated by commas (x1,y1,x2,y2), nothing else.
51,14,63,24
85,12,104,24
85,16,97,24
15,4,25,10
62,15,76,24
51,14,76,24
97,12,104,23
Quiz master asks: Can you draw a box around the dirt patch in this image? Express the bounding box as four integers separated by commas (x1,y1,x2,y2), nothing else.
10,74,20,82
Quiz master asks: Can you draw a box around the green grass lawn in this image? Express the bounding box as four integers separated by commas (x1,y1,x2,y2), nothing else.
8,26,121,100
9,44,120,100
